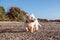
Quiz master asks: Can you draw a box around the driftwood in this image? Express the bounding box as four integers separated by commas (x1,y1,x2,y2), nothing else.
38,18,60,22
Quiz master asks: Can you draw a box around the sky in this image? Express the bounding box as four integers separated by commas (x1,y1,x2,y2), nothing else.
0,0,60,20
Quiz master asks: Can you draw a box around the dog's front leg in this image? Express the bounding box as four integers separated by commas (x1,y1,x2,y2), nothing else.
31,27,34,33
26,27,29,32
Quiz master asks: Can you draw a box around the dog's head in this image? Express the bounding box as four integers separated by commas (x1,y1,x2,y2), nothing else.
25,13,36,23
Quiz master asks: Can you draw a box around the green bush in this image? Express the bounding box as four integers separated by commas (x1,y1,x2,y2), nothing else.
0,6,6,21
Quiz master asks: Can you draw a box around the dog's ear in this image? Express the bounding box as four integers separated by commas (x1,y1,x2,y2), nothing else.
26,14,29,16
26,14,29,17
25,14,28,18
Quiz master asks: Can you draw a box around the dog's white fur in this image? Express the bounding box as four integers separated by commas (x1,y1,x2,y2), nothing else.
24,14,41,33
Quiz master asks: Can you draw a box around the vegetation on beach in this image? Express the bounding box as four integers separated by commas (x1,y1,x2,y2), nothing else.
0,6,26,21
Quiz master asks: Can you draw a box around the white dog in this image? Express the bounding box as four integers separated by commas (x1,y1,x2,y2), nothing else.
24,14,41,33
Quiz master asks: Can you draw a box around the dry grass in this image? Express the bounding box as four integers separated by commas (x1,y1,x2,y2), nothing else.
0,21,60,40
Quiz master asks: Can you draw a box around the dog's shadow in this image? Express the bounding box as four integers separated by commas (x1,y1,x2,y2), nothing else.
0,29,26,33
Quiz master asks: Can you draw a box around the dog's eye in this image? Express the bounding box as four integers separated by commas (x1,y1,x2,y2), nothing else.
31,17,34,20
31,17,33,19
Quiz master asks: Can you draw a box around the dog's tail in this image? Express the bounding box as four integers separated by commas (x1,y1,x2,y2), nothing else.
38,23,41,27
